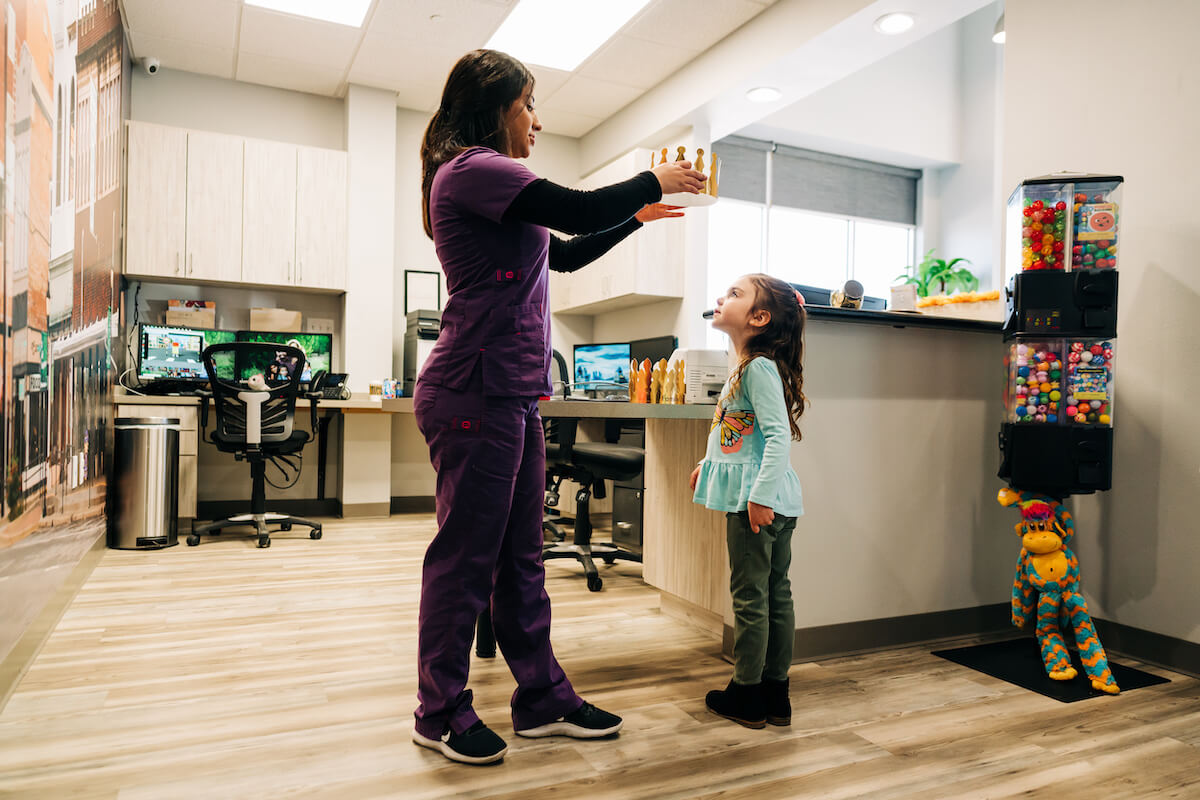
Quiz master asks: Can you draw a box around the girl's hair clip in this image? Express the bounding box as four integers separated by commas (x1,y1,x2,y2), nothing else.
794,289,805,307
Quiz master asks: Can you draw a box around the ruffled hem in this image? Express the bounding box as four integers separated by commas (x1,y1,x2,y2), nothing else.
692,460,804,516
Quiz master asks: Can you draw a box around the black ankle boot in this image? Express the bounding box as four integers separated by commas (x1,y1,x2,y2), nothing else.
763,677,790,726
705,680,766,729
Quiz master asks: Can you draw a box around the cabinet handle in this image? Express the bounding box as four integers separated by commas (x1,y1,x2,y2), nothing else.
288,260,292,280
298,260,302,283
188,253,193,275
175,253,181,275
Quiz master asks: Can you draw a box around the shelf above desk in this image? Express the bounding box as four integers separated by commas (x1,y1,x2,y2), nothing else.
115,392,396,413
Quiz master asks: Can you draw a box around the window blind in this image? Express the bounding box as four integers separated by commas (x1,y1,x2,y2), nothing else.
710,136,769,204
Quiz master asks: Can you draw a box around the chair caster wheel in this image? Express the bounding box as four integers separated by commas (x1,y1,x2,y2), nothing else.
186,534,200,546
310,529,322,540
280,522,292,531
602,555,616,565
258,535,271,548
587,574,603,592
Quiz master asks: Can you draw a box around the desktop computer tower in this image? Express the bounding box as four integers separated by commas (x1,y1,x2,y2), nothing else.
607,421,645,554
403,309,441,395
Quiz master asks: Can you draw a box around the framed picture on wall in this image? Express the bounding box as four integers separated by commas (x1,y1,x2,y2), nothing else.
404,270,442,314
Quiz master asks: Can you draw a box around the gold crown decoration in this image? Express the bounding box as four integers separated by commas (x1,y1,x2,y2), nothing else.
653,145,719,207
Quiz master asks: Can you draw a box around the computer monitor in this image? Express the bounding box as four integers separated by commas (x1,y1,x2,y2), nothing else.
200,329,239,380
234,331,333,384
630,335,679,366
572,343,631,393
138,325,206,382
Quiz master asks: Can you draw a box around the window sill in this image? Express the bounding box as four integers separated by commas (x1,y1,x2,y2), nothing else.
806,305,1002,334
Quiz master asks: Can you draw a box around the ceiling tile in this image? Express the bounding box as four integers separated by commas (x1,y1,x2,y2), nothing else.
236,51,345,97
367,0,513,49
120,0,240,49
621,0,768,47
534,108,604,138
239,6,362,71
127,30,236,79
349,33,459,107
527,65,571,104
577,35,698,90
540,75,642,118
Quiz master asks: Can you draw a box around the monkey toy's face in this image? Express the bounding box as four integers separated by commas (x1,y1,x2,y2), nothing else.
1021,519,1063,554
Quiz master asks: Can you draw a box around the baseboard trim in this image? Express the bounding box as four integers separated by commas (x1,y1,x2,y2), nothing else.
659,592,724,639
1093,618,1200,680
0,528,107,713
342,501,392,518
195,499,341,520
390,496,436,514
722,603,1013,663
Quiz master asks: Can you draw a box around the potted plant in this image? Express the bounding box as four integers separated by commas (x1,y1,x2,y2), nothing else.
895,249,978,297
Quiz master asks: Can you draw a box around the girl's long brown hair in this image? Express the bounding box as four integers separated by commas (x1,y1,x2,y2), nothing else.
420,49,534,238
725,274,808,441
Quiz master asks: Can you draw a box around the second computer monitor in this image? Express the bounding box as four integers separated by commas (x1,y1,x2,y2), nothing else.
573,342,630,393
235,331,332,384
630,335,678,367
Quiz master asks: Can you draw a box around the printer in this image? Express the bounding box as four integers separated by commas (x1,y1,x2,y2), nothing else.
671,348,729,404
403,309,442,395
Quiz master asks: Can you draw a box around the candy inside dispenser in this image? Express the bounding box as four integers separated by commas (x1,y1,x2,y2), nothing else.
1064,338,1115,425
1007,183,1070,274
1071,178,1123,270
1007,340,1065,424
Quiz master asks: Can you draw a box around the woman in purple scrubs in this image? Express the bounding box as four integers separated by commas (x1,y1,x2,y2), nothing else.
411,49,705,765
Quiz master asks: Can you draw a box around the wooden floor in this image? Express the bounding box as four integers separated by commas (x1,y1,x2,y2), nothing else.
0,515,1197,799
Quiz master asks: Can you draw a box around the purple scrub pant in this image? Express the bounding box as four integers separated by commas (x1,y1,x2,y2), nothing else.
411,375,581,738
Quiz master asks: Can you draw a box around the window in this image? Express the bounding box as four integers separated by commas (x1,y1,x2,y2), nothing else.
767,206,848,292
852,220,915,298
707,199,763,349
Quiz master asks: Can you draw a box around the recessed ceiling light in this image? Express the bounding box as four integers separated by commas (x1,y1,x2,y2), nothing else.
992,13,1006,44
245,0,372,28
486,0,653,72
746,86,782,103
873,12,915,35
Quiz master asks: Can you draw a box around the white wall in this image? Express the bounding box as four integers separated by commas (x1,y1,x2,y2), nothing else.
131,68,344,150
1004,1,1200,645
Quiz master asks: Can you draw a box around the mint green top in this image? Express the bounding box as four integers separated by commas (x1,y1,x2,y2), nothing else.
692,356,804,516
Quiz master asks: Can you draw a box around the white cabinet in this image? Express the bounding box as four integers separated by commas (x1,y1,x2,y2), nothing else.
242,139,297,287
124,121,347,292
185,131,244,283
549,148,686,314
295,146,347,290
126,123,187,278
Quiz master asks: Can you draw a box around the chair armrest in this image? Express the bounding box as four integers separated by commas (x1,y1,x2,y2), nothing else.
196,389,213,444
305,391,322,441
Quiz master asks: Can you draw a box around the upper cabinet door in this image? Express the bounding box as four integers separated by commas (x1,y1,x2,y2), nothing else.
295,146,347,290
125,122,187,278
242,139,297,287
185,131,244,283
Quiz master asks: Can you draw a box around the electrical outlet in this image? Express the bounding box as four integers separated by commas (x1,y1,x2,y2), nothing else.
306,318,335,334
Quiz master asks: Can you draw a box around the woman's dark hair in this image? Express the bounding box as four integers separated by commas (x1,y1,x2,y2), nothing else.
420,49,534,238
725,273,808,441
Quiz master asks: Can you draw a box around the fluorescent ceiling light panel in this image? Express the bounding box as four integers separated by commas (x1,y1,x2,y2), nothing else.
245,0,372,28
486,0,653,72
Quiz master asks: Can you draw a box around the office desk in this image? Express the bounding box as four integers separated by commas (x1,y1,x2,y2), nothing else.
385,397,729,632
114,393,397,519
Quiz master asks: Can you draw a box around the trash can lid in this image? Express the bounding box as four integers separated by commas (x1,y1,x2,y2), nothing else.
115,417,182,427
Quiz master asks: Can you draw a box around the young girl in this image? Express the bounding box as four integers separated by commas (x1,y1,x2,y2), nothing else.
689,273,807,729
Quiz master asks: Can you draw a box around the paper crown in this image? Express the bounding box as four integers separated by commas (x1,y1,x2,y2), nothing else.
652,145,720,198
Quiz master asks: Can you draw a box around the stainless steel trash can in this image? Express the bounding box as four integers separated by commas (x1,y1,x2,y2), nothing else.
109,417,181,549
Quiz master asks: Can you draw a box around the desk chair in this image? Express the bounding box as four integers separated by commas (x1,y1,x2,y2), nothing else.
188,342,323,549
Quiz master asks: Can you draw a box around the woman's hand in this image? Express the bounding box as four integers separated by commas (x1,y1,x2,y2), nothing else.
636,203,685,223
651,161,707,195
689,465,701,491
747,501,775,533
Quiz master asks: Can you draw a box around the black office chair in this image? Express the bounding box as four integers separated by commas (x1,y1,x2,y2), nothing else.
542,351,644,592
187,342,323,548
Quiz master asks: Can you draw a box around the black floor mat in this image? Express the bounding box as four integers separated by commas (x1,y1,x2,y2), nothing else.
932,636,1170,702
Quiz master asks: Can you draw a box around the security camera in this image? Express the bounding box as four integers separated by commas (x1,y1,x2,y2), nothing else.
143,57,160,76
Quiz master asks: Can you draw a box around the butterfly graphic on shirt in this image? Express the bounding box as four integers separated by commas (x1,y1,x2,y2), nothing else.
711,407,756,454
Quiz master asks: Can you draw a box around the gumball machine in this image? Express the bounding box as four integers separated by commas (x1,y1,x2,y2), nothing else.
999,174,1122,495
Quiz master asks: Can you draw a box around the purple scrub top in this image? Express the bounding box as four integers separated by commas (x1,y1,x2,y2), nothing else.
421,146,552,397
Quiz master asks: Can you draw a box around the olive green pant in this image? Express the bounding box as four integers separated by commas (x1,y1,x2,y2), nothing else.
726,510,796,684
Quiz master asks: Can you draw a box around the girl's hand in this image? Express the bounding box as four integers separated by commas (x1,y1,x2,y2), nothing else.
636,203,685,223
651,161,706,195
747,501,775,533
689,465,701,491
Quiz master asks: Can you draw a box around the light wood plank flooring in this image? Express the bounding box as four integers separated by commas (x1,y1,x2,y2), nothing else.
0,515,1196,799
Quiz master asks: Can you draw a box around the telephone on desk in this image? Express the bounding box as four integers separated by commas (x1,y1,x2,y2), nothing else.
309,371,351,400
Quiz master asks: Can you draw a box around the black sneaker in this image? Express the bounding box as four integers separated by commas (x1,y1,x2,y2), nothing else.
514,701,623,739
412,720,508,765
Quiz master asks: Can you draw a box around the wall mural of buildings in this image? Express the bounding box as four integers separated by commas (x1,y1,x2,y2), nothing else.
0,0,126,666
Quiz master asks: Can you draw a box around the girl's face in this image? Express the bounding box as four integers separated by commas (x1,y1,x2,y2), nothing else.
504,85,541,159
712,276,767,335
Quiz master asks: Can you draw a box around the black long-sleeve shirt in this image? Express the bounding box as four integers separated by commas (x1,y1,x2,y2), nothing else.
504,171,662,273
